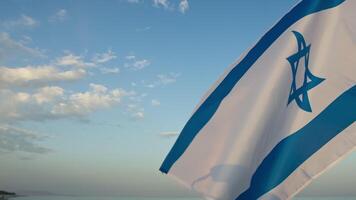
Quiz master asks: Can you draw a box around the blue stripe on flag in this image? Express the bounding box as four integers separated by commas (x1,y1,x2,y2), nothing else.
236,85,356,200
160,0,346,173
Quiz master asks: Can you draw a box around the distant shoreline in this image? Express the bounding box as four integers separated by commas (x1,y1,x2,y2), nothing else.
0,190,17,200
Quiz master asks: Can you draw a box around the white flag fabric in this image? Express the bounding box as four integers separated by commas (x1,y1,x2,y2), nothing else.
160,0,356,200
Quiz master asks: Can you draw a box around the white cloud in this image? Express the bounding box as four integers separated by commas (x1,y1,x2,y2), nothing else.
2,15,38,28
0,65,86,87
145,84,155,88
128,92,146,103
0,84,133,122
51,83,128,117
125,55,136,60
56,54,95,68
125,0,188,13
153,0,169,9
57,50,117,70
131,111,144,120
127,0,140,3
0,32,45,60
125,59,150,71
136,26,151,32
100,67,120,74
151,99,161,106
127,104,138,110
49,9,69,22
0,124,51,154
92,50,117,63
159,131,179,138
19,35,33,45
179,0,189,13
157,72,180,84
33,86,64,104
90,83,108,93
125,95,146,120
144,72,180,88
133,59,150,70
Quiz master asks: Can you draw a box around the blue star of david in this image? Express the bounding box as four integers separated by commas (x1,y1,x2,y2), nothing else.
287,31,325,112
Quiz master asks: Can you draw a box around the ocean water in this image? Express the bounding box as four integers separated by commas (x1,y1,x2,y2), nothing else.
12,197,356,200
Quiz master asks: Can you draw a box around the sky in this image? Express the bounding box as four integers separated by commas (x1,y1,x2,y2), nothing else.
0,0,355,198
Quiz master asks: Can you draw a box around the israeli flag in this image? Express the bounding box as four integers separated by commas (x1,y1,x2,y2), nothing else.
160,0,356,199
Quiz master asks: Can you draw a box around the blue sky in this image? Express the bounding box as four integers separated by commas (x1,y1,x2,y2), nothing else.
0,0,355,197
